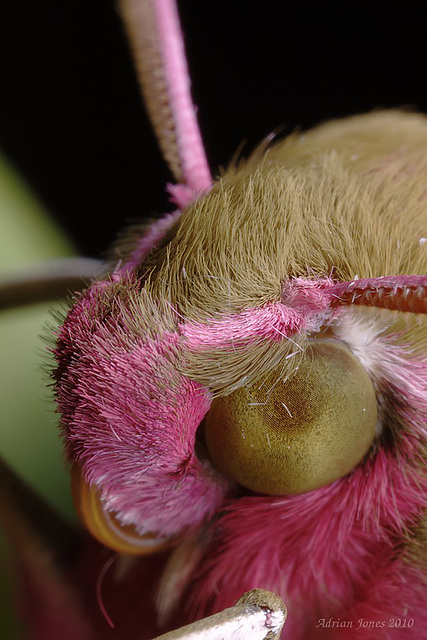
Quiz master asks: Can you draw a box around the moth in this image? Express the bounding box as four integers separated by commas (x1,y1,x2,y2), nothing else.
2,0,426,638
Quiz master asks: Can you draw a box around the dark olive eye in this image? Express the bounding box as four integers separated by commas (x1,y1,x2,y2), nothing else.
204,340,377,495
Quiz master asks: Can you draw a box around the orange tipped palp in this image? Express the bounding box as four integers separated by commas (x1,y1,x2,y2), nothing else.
71,465,172,555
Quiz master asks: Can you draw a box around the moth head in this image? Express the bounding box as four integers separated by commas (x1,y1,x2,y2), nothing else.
48,0,427,561
54,231,425,555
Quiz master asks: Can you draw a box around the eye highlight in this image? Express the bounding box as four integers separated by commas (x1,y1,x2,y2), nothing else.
204,340,377,495
71,465,173,555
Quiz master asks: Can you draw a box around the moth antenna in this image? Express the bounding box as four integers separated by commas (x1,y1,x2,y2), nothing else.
0,257,105,310
329,275,427,314
119,0,212,205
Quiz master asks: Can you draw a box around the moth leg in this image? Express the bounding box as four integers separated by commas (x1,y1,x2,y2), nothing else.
0,257,104,310
151,589,286,640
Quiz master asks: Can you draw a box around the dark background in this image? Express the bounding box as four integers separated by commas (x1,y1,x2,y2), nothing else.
1,1,426,257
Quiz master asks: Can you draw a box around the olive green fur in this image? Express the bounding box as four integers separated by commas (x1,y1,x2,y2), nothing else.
110,111,427,394
145,110,427,317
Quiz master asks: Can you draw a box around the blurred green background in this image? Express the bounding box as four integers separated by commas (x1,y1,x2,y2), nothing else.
0,152,78,637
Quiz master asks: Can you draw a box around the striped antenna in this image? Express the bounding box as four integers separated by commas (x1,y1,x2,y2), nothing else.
119,0,212,207
329,275,427,314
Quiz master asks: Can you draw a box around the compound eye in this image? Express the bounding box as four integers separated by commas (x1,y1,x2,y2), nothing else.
71,465,172,555
203,340,377,495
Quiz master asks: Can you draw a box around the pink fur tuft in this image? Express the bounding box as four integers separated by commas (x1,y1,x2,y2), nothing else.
185,444,426,638
54,274,229,537
171,340,427,638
